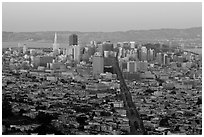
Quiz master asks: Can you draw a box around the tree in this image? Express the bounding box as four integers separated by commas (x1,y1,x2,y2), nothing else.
35,112,55,124
19,109,26,116
2,98,13,118
32,123,63,135
196,97,202,105
159,117,169,127
76,115,88,126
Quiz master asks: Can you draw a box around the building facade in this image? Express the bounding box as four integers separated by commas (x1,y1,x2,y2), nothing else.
93,53,104,76
69,34,78,46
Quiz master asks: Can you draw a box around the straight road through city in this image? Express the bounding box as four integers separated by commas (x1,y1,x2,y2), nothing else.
112,55,146,135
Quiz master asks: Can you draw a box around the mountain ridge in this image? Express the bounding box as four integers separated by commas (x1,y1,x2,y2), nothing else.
2,27,202,44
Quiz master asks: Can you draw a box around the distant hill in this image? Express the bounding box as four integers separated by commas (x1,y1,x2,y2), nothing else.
2,27,202,44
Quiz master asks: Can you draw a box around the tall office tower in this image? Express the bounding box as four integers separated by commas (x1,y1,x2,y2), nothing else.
23,45,27,54
93,52,104,76
98,41,114,56
149,49,154,61
163,53,168,65
118,47,123,58
134,49,139,61
127,61,137,73
53,33,60,53
130,41,135,49
147,48,153,61
69,34,78,46
73,45,81,62
147,49,151,62
156,52,162,64
141,46,147,61
137,48,142,61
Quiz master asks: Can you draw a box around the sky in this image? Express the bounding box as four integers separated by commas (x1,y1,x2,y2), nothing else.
2,2,202,32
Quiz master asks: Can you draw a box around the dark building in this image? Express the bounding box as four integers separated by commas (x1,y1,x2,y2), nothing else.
92,55,104,76
123,72,140,81
104,66,114,74
137,48,142,61
69,34,78,46
104,57,114,66
97,42,114,56
33,56,54,68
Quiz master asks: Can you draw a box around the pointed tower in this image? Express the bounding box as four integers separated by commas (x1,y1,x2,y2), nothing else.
53,32,59,52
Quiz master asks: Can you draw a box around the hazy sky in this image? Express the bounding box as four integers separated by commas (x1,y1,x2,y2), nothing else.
3,2,202,32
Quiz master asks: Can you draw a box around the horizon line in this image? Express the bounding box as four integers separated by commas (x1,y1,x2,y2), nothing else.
2,26,202,33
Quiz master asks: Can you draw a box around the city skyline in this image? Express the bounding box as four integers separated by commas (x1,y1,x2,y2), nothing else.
3,2,202,32
2,1,202,135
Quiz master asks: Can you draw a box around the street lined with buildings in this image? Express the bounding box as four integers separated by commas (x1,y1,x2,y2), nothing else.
2,33,202,135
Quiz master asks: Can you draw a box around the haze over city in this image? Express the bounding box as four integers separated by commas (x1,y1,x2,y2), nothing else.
2,2,202,135
3,2,202,32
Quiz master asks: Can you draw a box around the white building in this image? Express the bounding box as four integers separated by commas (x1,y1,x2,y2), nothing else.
73,45,81,62
130,41,135,49
53,33,60,54
141,46,147,61
23,45,27,54
127,61,137,72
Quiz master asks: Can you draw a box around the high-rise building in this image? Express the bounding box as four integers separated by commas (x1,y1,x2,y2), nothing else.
130,41,135,49
93,52,104,76
73,45,81,62
23,45,27,54
147,48,154,62
118,47,123,58
147,49,150,62
137,48,142,61
141,46,147,61
127,61,137,73
134,49,139,61
69,34,78,46
53,33,60,54
163,53,168,65
156,52,162,64
98,42,114,56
